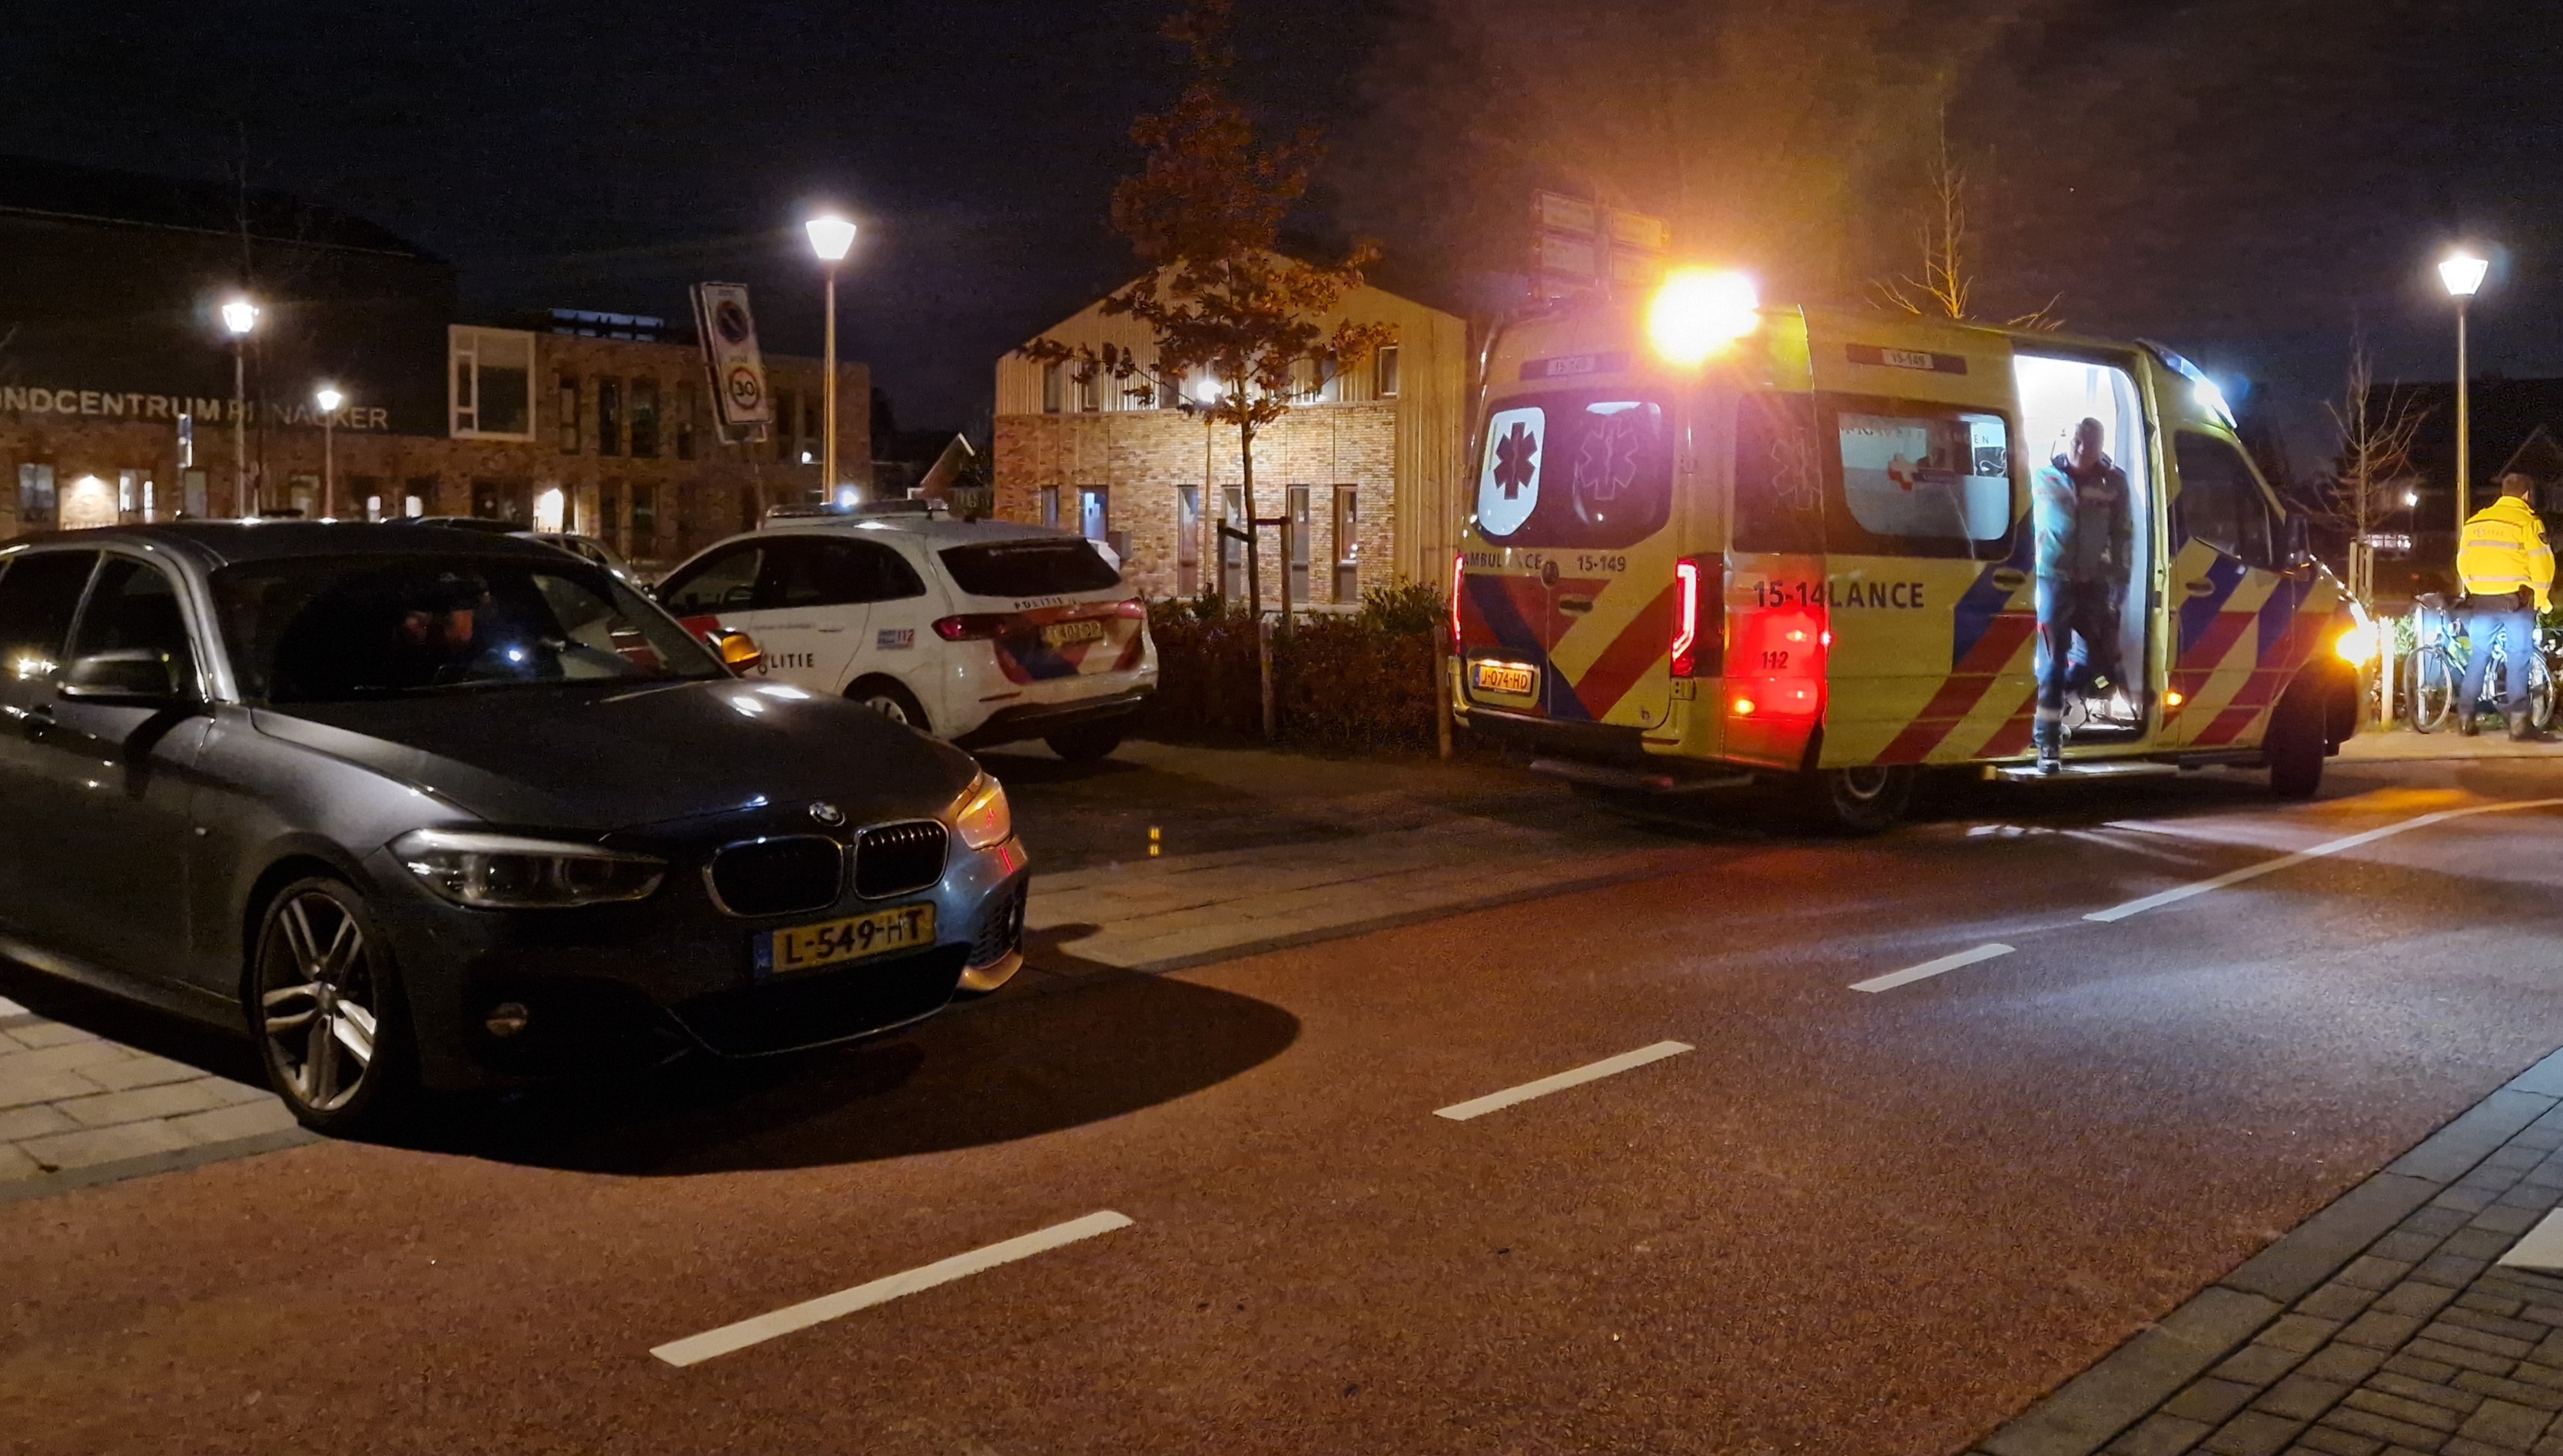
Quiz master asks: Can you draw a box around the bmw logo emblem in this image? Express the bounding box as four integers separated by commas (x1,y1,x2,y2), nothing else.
808,801,846,827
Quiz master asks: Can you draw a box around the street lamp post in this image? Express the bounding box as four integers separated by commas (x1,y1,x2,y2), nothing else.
221,297,259,516
805,215,858,504
2440,251,2489,535
314,386,344,520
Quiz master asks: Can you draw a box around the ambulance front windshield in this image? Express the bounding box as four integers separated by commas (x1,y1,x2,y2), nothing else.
1474,391,1672,549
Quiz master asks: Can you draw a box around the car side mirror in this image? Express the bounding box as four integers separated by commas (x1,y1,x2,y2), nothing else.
708,629,762,676
58,650,189,707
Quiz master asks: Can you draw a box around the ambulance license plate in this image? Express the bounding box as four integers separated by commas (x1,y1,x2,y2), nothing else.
1472,660,1537,696
757,904,935,977
1041,619,1107,648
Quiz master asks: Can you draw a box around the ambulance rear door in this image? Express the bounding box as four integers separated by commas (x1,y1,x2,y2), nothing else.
1459,347,1685,737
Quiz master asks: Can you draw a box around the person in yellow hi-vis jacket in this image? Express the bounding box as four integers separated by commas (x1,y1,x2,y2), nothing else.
2456,471,2556,740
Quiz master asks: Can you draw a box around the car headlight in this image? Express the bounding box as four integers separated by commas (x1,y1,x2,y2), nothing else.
2336,622,2382,665
950,772,1012,851
390,829,666,909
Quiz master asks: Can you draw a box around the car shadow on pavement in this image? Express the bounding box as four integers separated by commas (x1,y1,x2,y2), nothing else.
0,960,267,1089
391,970,1299,1177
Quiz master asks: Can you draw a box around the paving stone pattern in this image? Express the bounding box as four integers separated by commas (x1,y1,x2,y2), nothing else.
1977,1067,2563,1456
0,997,303,1196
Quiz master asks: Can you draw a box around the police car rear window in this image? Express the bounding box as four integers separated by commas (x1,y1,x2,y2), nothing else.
938,539,1122,598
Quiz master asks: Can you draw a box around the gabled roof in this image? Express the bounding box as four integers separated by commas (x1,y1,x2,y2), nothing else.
0,153,434,260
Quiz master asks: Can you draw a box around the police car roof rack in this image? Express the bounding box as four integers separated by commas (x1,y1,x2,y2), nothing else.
762,496,950,527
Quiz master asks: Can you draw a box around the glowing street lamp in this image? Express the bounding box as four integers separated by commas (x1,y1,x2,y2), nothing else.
221,297,260,516
805,214,859,500
314,385,344,520
2440,250,2489,532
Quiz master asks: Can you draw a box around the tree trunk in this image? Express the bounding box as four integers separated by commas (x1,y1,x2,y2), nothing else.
1241,418,1274,738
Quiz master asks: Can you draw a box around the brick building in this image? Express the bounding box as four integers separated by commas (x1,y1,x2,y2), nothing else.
992,268,1469,607
0,154,865,574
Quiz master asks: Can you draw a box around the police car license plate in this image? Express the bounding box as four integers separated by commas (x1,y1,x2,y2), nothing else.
1041,619,1107,648
1472,660,1537,696
757,904,935,977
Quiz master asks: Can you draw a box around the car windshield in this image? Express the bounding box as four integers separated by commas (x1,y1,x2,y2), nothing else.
938,538,1121,598
213,556,726,702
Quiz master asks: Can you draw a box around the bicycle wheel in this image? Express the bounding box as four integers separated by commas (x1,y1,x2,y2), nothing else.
2409,649,2457,733
2535,655,2556,731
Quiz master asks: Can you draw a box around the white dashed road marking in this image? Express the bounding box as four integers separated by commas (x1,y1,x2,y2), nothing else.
2084,799,2563,924
651,1210,1134,1367
1434,1041,1693,1123
1850,944,2015,993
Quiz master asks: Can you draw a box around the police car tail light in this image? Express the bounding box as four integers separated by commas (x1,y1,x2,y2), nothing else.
933,614,1011,641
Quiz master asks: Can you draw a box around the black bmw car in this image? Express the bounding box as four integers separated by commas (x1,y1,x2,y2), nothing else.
0,523,1029,1133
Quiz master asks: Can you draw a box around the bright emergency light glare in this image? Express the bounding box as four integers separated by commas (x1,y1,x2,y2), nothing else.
2193,376,2237,427
1646,269,1759,366
2336,622,2382,665
221,297,259,336
2440,252,2489,298
805,215,858,261
314,386,343,413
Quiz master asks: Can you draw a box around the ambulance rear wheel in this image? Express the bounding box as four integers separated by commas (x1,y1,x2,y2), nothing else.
2265,695,2328,800
1799,765,1914,834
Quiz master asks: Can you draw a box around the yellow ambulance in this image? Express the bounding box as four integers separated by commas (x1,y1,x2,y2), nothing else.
1450,273,2372,831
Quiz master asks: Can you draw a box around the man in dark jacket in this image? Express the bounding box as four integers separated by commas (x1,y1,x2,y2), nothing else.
2031,417,2133,772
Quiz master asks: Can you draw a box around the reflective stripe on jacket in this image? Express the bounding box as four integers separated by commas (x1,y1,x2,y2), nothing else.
2458,494,2555,612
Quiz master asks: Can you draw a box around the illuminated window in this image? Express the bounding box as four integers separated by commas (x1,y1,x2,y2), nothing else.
630,379,659,458
596,378,622,456
557,375,580,453
15,463,57,529
1375,346,1400,399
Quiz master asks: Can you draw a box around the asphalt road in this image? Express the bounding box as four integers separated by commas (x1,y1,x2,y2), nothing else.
7,755,2563,1455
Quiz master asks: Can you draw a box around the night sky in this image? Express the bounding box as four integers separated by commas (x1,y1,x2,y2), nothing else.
5,2,2558,459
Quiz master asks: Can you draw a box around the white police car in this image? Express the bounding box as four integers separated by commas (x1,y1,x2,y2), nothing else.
656,503,1157,759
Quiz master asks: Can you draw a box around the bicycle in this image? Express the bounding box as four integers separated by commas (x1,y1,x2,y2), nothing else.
2406,592,2557,733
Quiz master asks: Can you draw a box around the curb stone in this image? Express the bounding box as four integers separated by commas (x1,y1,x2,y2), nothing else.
1970,1045,2563,1456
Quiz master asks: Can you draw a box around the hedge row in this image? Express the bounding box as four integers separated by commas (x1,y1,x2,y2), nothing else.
1140,582,1445,751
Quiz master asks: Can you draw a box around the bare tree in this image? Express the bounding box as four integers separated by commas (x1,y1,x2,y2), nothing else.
2322,329,2431,609
1022,0,1393,738
1872,112,2060,328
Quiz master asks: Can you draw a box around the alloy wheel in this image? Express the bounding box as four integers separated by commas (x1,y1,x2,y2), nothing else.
257,889,380,1114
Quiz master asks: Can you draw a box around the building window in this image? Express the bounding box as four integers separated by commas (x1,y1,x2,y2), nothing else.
1287,485,1312,602
1375,346,1400,399
181,469,207,519
1042,363,1063,415
1333,486,1360,601
599,480,622,552
404,476,439,519
596,378,622,456
768,388,793,463
1038,486,1061,529
630,378,659,458
1177,485,1200,597
1079,485,1108,542
1160,373,1183,410
449,326,536,439
117,469,143,518
802,395,820,465
1076,370,1101,413
558,375,581,453
1220,486,1247,599
676,381,699,460
1290,358,1320,402
15,463,56,529
630,482,658,547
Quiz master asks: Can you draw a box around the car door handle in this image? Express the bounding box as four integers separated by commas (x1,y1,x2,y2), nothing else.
1557,595,1595,614
2183,578,2219,598
1991,568,2027,592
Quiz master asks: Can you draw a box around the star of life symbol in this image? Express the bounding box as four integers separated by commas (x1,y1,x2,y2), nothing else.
1575,412,1643,504
1476,407,1544,537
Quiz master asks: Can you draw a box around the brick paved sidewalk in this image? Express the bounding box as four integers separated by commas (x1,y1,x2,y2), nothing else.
1973,1050,2563,1456
0,996,307,1202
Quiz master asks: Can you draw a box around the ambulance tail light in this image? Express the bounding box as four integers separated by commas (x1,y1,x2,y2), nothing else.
1670,556,1724,678
1449,551,1466,651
